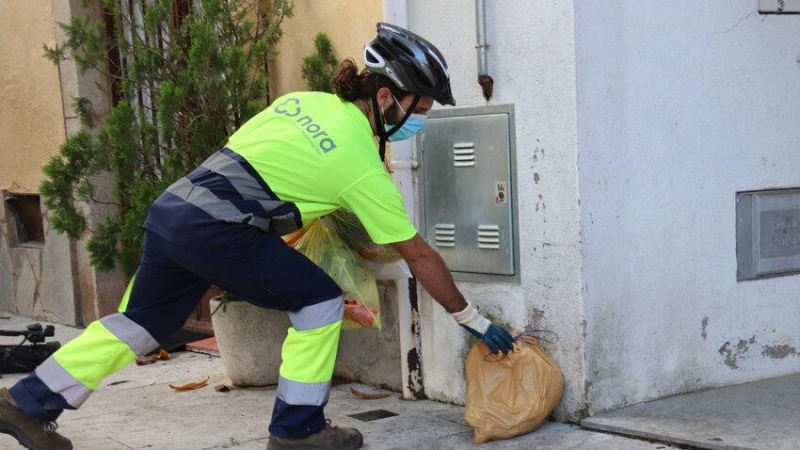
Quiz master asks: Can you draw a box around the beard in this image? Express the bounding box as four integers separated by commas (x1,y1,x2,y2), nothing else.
383,100,406,128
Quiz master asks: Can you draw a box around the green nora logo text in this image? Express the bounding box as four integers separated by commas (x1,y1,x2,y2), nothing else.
274,97,338,153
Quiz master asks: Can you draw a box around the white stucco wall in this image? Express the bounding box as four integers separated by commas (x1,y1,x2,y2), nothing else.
409,1,586,419
576,1,800,414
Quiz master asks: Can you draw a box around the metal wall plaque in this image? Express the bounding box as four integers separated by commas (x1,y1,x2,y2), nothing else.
737,189,800,280
758,0,800,14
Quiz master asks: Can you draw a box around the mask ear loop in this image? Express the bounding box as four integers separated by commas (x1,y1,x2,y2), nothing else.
384,94,420,137
380,94,420,170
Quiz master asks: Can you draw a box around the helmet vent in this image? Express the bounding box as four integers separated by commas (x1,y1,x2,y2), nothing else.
363,23,456,106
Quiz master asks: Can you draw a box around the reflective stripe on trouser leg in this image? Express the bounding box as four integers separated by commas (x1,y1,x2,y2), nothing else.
9,313,158,421
269,296,344,438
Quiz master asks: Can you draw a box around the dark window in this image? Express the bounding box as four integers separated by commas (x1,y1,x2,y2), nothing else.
5,194,45,245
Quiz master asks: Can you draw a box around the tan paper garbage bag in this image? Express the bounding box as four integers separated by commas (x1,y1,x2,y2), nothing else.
465,336,564,444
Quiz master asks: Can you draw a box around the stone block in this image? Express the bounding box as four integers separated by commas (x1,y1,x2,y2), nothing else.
210,298,290,387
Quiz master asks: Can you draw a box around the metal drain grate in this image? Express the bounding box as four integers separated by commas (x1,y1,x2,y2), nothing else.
347,409,399,422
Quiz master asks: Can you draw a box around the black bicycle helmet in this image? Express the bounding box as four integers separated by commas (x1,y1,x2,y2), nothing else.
365,23,456,106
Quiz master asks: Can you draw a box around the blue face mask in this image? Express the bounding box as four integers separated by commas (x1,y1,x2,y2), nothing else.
385,114,427,141
383,95,427,141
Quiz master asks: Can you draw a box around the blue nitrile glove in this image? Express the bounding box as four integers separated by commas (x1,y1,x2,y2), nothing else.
451,302,515,354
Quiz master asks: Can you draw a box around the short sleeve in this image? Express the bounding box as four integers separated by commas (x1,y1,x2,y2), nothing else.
336,170,417,245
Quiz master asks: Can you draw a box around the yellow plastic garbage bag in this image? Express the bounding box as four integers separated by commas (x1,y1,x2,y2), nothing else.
464,336,564,444
328,209,403,263
283,219,381,330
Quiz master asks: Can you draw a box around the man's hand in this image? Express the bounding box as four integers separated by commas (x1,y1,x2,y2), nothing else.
390,235,514,353
451,302,515,354
462,323,516,354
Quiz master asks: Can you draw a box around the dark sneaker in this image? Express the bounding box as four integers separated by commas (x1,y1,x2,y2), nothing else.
267,420,363,450
0,397,72,450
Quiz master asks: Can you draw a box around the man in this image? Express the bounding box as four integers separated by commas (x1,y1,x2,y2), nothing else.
0,23,514,450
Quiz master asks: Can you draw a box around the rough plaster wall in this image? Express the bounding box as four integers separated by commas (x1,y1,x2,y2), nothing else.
0,1,80,325
270,0,384,98
38,225,79,324
0,0,124,326
0,194,77,324
0,204,14,310
575,1,800,414
410,1,585,419
9,223,78,325
336,282,403,391
0,0,65,192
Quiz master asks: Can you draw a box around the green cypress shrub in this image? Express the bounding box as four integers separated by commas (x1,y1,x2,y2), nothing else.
40,0,294,277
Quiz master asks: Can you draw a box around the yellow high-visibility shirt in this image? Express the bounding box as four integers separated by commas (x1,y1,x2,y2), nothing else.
226,91,416,245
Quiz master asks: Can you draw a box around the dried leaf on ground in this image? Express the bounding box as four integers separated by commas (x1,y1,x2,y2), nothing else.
169,377,209,391
350,386,391,400
135,349,171,365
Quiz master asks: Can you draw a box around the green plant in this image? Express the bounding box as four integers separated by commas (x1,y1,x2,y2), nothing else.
211,291,241,315
40,0,294,277
300,32,337,93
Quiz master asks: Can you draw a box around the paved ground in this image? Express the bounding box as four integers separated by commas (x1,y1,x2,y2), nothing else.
0,314,797,449
582,373,800,450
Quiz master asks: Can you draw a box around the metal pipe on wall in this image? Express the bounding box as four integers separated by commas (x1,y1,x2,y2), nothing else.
475,0,494,100
384,0,425,400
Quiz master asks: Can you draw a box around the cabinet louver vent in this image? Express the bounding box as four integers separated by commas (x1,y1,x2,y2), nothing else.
434,223,456,247
453,143,476,167
477,225,500,250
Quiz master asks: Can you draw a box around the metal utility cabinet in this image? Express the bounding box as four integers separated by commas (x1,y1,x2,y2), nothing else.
417,104,519,283
737,188,800,280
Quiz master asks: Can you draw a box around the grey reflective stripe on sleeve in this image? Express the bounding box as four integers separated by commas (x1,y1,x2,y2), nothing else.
287,296,344,331
100,314,160,357
277,376,331,406
35,358,92,408
167,177,271,231
201,151,269,200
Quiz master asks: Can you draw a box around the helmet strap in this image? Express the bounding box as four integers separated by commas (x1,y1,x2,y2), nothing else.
369,74,388,161
369,74,421,162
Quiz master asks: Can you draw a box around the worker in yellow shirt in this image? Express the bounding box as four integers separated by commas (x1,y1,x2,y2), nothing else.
0,23,514,450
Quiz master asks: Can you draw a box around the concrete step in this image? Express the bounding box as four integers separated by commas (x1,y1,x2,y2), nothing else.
581,373,800,450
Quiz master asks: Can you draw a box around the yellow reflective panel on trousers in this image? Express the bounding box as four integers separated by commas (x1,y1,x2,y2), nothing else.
279,320,342,384
52,321,137,390
117,272,137,313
